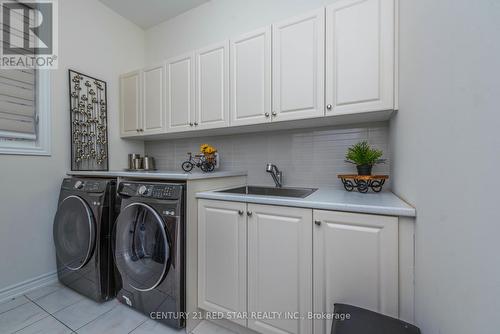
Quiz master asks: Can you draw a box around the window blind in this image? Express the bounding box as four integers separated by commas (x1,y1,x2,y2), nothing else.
0,1,37,140
0,69,36,137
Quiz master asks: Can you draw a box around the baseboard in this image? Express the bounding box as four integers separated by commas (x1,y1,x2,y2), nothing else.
0,271,58,303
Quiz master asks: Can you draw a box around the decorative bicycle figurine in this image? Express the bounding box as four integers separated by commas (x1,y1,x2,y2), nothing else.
181,152,215,173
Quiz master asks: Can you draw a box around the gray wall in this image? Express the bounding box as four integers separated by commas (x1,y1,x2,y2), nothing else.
146,124,390,189
0,0,144,293
391,0,500,333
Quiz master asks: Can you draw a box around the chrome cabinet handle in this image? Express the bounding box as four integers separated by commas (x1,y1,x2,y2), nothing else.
272,111,277,116
314,220,322,226
264,112,270,117
194,122,198,126
326,104,332,110
189,123,193,126
238,210,244,216
247,211,253,216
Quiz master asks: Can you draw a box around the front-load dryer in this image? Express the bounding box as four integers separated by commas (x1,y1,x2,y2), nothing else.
53,177,118,302
113,181,185,329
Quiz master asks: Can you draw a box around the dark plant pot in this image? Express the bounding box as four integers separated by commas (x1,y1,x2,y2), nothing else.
356,165,373,176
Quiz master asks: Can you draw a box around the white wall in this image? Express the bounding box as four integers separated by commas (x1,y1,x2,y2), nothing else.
391,1,500,333
145,0,339,64
0,0,144,292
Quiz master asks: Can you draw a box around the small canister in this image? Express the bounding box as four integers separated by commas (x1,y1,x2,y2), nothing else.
128,153,141,169
132,157,143,170
143,156,156,170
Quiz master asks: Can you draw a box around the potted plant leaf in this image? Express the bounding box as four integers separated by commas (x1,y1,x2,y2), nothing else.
345,141,385,175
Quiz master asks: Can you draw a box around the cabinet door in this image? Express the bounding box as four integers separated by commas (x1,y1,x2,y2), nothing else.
272,8,325,122
198,200,247,326
120,71,141,136
230,27,271,126
248,204,312,334
142,65,165,134
166,53,195,132
313,210,398,334
195,41,230,130
325,0,395,115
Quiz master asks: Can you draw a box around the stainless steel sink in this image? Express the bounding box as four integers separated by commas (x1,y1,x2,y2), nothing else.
218,186,317,198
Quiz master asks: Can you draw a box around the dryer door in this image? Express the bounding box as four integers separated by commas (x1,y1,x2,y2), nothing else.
53,195,96,271
114,202,171,292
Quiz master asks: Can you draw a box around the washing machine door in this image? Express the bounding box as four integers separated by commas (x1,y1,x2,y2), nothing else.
53,195,96,271
114,202,171,292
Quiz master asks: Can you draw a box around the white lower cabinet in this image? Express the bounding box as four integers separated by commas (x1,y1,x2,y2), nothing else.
247,204,312,334
198,200,399,334
198,199,247,327
312,210,399,334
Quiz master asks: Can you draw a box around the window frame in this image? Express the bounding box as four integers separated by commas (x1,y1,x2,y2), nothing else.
0,69,51,156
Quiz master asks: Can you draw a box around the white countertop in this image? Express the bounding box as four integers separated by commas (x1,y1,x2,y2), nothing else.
196,186,416,217
67,170,247,180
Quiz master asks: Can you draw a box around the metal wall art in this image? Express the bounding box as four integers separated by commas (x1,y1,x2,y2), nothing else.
69,69,108,171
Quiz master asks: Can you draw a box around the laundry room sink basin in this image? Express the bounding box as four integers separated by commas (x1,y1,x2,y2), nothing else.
218,186,317,198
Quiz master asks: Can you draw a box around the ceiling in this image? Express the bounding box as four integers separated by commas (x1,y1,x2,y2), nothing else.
99,0,210,29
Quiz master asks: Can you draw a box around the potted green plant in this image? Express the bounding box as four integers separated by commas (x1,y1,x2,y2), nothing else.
345,141,385,175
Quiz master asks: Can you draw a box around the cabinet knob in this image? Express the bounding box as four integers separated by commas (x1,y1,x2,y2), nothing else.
314,220,322,226
194,122,198,126
247,211,253,216
264,112,270,117
136,129,139,132
272,111,277,117
326,104,332,110
189,123,194,126
238,210,244,216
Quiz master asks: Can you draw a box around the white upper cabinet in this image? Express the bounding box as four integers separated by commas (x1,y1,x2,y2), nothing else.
120,70,141,137
230,27,272,126
272,8,325,122
247,204,312,334
313,210,398,334
198,199,247,327
142,65,165,134
166,53,195,132
325,0,395,115
195,41,230,130
119,3,397,138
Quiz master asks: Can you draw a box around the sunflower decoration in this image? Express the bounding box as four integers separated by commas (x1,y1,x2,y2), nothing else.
200,144,217,162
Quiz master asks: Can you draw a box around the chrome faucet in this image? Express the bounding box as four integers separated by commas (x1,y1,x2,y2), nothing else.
266,163,283,188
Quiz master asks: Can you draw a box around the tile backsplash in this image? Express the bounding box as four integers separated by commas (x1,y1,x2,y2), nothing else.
145,123,391,189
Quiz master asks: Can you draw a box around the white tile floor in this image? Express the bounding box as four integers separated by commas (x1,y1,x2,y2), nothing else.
0,283,236,334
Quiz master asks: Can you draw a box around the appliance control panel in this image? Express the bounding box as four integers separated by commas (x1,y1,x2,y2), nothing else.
62,178,109,193
118,182,183,200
